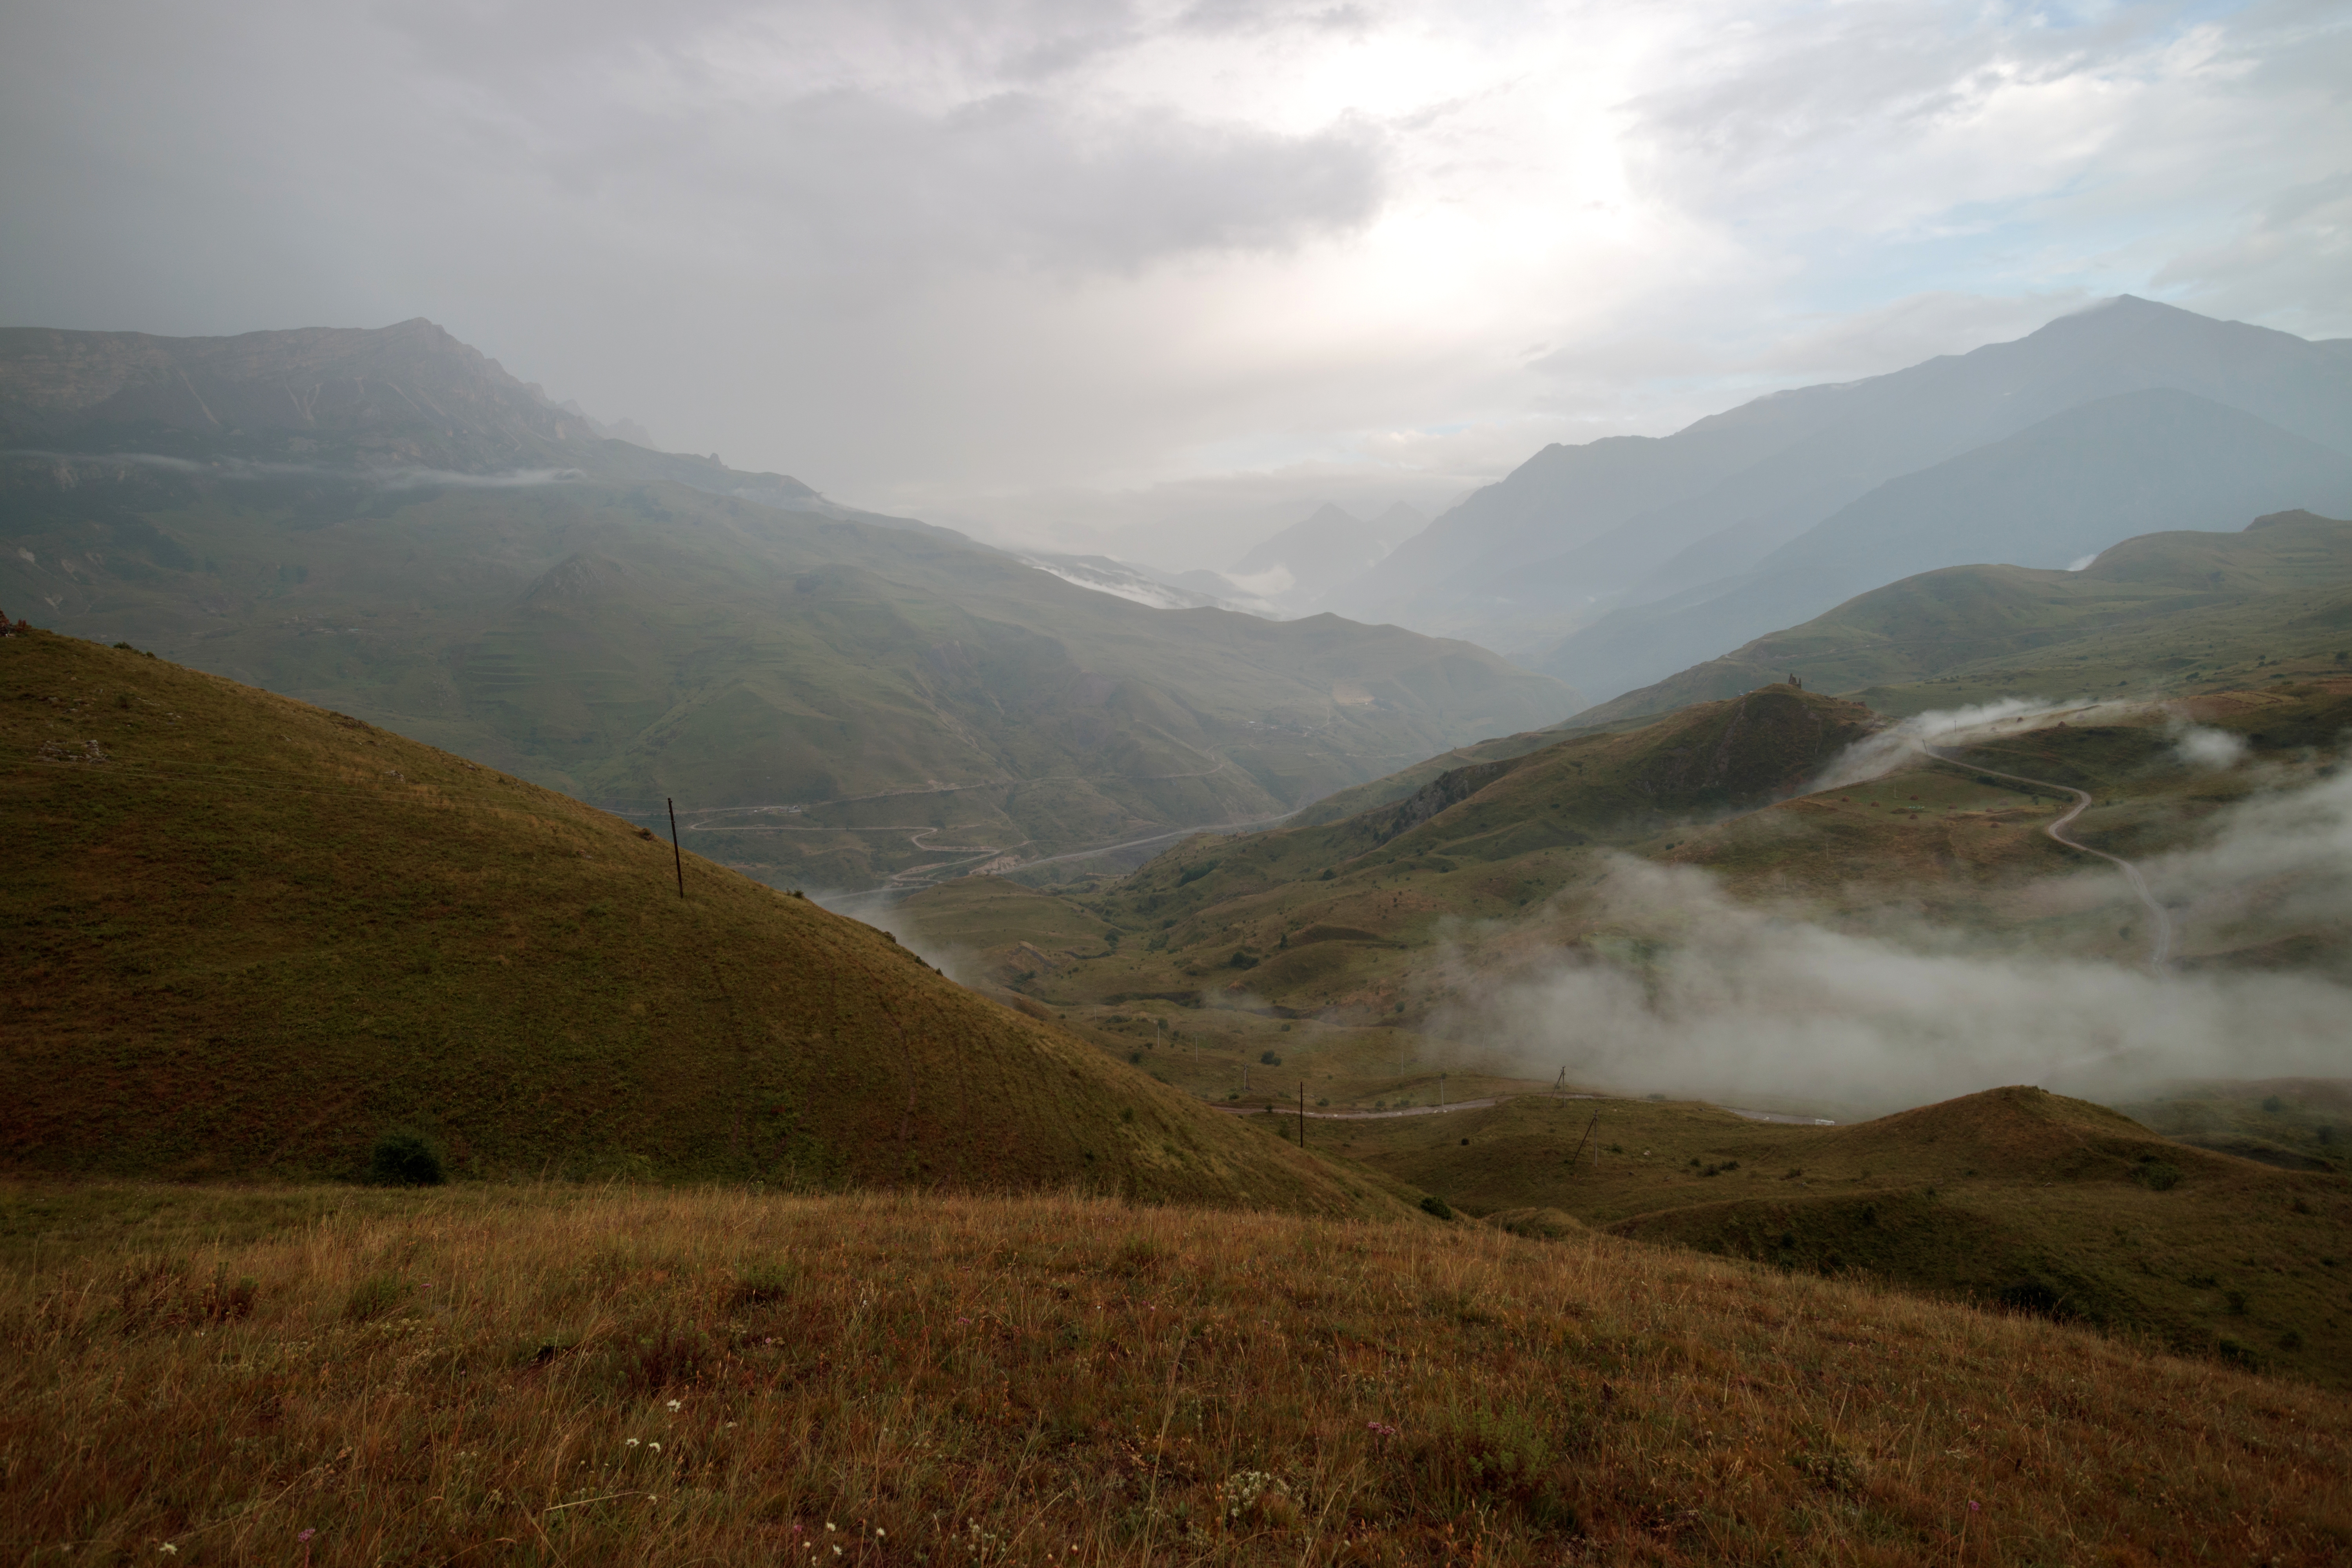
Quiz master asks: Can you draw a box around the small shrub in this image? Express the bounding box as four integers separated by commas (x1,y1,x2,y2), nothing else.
729,1263,798,1310
2136,1160,2182,1192
2262,1095,2284,1113
1996,1281,2065,1318
1259,1051,1281,1065
345,1274,409,1322
1420,1195,1454,1221
368,1131,446,1186
2278,1328,2304,1352
2225,1289,2248,1316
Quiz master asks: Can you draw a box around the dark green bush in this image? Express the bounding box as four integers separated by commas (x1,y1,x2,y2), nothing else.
2136,1160,2182,1192
1419,1195,1454,1221
369,1131,446,1186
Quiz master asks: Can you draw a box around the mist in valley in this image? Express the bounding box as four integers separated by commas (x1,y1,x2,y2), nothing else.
1428,710,2352,1113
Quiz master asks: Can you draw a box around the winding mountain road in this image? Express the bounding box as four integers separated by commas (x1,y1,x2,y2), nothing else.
1926,745,2172,972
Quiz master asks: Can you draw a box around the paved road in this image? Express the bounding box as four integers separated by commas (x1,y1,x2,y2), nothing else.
1927,745,2172,972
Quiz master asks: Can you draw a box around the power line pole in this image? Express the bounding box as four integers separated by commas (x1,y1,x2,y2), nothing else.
1569,1110,1600,1172
666,797,685,899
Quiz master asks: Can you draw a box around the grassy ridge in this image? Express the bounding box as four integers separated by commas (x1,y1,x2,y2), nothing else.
1581,508,2352,722
8,1181,2350,1564
0,630,1411,1215
1322,1088,2352,1388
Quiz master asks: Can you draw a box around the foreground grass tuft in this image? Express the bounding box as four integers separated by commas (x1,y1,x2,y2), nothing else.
6,1183,2350,1564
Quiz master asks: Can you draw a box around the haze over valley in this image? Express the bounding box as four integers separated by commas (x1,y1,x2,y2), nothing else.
9,2,2352,1561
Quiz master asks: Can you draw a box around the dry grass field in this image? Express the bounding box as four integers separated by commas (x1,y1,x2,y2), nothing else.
6,1182,2350,1566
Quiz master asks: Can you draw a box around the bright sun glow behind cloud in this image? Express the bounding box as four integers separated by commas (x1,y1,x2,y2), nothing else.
3,0,2346,564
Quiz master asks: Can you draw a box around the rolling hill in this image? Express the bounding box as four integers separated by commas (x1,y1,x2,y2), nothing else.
1578,508,2352,722
0,322,1577,892
0,626,1420,1217
1313,1085,2352,1387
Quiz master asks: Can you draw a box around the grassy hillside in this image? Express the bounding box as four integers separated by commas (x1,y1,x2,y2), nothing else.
0,628,1418,1216
1,459,1573,891
1318,1086,2352,1388
8,1181,2351,1564
1583,508,2352,722
905,686,1873,1018
900,673,2352,1157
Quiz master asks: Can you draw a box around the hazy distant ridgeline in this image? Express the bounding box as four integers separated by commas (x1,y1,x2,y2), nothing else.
0,321,1576,893
1330,298,2352,708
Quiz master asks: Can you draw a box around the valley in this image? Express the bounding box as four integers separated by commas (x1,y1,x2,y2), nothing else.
0,325,1575,895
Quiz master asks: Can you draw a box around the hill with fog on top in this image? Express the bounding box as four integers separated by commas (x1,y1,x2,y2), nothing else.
0,627,1422,1218
0,321,1577,894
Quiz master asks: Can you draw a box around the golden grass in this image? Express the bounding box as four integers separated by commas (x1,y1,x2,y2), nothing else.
7,1183,2349,1564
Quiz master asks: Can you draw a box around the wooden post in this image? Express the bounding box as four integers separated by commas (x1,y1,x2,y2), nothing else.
1298,1082,1305,1147
667,797,685,899
1568,1110,1600,1172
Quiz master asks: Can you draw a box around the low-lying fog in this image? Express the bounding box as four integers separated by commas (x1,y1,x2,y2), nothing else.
1437,700,2352,1111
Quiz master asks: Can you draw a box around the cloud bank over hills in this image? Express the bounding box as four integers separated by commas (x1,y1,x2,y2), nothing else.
5,0,2346,557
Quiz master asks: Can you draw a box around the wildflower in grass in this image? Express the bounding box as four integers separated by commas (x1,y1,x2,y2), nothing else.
648,1442,661,1453
159,1548,176,1557
626,1438,640,1448
666,1399,682,1411
299,1531,315,1543
1367,1421,1399,1438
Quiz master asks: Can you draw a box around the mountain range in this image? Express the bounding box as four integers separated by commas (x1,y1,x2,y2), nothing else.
1328,298,2352,707
0,321,1577,892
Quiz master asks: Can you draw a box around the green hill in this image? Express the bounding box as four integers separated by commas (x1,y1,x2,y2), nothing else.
1581,508,2352,722
901,686,1874,1026
0,627,1420,1217
1314,1085,2352,1387
0,322,1575,894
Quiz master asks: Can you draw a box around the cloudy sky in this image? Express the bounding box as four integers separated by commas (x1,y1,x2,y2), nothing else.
5,0,2347,566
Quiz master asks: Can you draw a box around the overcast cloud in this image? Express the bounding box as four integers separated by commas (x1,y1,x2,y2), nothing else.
4,0,2346,568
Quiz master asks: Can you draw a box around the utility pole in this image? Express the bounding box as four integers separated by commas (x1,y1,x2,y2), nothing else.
666,797,685,899
1298,1082,1305,1148
1439,1072,1446,1109
1568,1110,1600,1172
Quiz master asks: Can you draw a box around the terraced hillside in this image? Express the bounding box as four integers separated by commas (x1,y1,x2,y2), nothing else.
0,628,1417,1217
